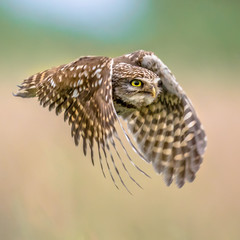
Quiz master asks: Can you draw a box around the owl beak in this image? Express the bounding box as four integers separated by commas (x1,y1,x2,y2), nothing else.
151,87,156,98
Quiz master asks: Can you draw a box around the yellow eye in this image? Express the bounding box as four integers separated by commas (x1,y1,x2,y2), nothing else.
130,80,142,87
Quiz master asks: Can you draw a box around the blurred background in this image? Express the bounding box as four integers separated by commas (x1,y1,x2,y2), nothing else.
1,0,240,239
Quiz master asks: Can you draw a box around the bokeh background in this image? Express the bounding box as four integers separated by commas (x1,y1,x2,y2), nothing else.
1,0,240,239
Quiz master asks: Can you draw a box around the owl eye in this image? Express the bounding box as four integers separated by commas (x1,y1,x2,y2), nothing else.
130,80,142,87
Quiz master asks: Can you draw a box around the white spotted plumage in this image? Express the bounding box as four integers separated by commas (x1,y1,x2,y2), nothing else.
14,50,207,192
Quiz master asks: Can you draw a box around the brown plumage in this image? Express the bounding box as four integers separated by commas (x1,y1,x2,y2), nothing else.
14,50,207,191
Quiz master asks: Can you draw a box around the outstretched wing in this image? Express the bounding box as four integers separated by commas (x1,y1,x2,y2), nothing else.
115,50,207,187
15,56,147,193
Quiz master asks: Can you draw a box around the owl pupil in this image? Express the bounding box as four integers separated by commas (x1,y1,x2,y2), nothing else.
134,81,139,85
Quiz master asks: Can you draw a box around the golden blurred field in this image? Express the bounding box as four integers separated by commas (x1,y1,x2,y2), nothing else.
1,1,240,239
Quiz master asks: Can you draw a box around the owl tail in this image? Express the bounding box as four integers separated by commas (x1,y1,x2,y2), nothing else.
14,68,55,98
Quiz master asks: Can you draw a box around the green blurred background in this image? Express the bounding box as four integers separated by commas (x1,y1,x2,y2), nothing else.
1,0,240,239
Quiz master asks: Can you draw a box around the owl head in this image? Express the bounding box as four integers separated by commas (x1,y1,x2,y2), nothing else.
112,63,161,107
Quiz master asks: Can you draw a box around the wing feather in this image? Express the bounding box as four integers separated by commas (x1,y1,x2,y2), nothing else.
15,56,149,192
115,50,207,187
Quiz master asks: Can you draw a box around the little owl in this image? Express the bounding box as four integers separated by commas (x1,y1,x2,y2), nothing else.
15,50,207,192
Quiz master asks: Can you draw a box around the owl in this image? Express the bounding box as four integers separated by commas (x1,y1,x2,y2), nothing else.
14,50,207,192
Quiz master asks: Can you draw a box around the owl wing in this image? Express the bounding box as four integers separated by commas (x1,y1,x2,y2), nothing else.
116,50,207,187
15,56,146,193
